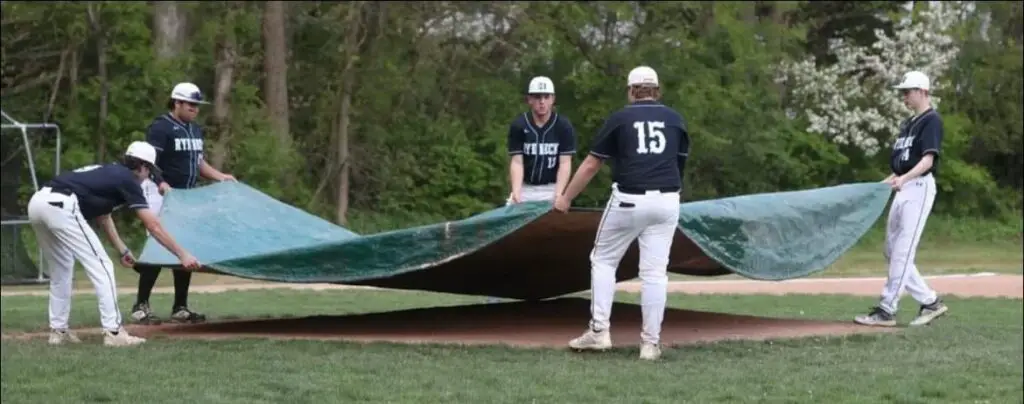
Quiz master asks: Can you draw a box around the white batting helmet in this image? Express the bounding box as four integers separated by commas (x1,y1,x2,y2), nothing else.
169,82,209,104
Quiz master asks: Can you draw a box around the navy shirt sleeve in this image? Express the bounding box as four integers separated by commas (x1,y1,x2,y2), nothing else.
558,118,577,156
118,174,149,211
920,115,942,157
507,120,524,156
146,121,173,184
589,114,621,160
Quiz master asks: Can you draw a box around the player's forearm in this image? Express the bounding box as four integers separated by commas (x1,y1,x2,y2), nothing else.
509,161,524,193
564,158,600,200
199,160,226,181
147,222,189,259
555,164,571,195
900,156,934,180
97,215,128,254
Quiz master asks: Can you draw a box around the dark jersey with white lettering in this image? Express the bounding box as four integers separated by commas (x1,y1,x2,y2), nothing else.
45,163,149,220
507,112,577,185
146,113,205,189
890,108,942,176
589,100,690,191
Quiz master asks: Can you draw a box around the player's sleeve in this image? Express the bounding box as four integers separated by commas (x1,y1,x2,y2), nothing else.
677,123,691,174
118,174,150,211
507,120,525,156
558,118,577,156
589,115,620,160
146,121,172,184
920,115,943,158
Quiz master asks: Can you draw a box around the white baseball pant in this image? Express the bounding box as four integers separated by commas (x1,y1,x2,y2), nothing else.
588,184,680,345
506,183,557,205
879,174,938,313
27,187,123,333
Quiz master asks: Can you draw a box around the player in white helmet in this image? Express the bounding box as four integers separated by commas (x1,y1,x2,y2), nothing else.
506,76,578,204
855,71,949,327
555,66,691,360
131,82,235,325
27,141,201,346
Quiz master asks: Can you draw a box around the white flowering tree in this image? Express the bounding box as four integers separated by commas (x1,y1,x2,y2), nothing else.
776,1,966,156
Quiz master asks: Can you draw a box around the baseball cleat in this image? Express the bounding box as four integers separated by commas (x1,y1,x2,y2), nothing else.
854,307,897,327
910,299,948,326
130,302,163,325
103,328,146,347
169,306,207,324
568,328,612,351
48,329,82,345
639,342,661,361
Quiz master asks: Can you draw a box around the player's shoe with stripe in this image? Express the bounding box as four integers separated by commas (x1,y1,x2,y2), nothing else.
568,328,612,351
130,302,163,325
854,307,897,327
170,306,207,324
103,328,146,347
48,329,82,345
639,342,661,361
909,299,948,326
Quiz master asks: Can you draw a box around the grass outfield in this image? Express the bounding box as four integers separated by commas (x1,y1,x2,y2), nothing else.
2,289,1022,403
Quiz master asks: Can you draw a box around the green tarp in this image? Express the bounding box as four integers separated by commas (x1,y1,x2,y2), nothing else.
137,182,892,300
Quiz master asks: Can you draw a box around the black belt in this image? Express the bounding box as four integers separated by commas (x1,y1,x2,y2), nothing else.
49,187,73,196
618,186,680,195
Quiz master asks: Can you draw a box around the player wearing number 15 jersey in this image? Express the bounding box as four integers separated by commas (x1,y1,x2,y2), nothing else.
506,76,577,204
554,66,690,361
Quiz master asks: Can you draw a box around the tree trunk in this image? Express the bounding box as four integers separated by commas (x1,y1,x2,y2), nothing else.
262,1,291,172
209,5,238,170
334,4,364,225
152,1,188,60
87,3,109,162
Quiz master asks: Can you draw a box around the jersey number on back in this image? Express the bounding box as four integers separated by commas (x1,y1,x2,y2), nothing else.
633,121,666,154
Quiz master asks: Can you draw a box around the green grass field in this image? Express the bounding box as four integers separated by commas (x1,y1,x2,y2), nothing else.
2,215,1021,403
2,288,1022,404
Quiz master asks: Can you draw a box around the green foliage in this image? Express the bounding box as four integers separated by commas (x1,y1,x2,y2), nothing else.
1,0,1020,231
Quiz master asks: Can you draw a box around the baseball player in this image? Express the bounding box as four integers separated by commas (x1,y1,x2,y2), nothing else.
554,66,690,361
131,82,235,325
855,71,949,327
27,141,201,346
506,76,577,204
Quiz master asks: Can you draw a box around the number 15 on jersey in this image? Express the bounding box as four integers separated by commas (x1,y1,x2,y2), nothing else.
634,121,666,155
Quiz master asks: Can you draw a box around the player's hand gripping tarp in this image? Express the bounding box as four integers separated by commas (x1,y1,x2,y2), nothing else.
137,182,891,300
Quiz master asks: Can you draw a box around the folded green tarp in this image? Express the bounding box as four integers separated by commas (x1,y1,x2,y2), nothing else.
137,182,891,300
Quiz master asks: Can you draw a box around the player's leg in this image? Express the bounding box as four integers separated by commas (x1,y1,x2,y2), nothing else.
169,269,205,323
54,201,145,346
132,180,164,324
27,195,81,345
569,191,644,351
896,176,946,326
855,198,903,326
633,192,680,360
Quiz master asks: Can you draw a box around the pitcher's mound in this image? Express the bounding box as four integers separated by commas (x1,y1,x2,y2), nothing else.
127,298,896,347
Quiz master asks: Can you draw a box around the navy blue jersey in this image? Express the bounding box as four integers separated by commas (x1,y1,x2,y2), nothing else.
146,113,205,189
45,163,149,221
890,108,942,176
589,100,690,191
507,112,577,185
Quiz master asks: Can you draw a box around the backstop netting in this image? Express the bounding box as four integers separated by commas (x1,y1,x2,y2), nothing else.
1,110,61,285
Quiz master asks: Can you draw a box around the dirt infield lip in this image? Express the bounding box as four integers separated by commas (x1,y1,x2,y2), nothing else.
2,272,1019,298
2,298,900,348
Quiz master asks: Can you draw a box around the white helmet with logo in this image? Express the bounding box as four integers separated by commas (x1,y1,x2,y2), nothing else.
527,76,555,95
169,82,209,104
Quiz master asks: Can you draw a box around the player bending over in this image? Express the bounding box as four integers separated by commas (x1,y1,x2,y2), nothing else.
855,71,949,327
132,82,235,325
554,66,690,361
506,76,577,204
27,141,202,347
